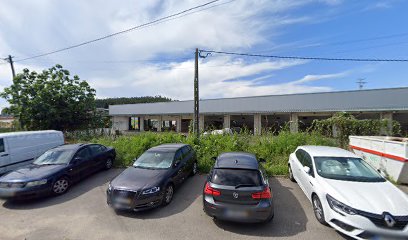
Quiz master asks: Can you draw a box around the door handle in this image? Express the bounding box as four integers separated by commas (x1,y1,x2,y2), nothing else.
0,153,9,157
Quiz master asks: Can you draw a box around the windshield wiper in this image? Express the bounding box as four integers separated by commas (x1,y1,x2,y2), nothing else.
38,163,64,166
235,184,257,189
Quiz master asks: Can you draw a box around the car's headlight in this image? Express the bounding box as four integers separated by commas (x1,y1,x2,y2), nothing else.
142,186,160,195
107,183,112,192
26,179,47,187
326,194,357,215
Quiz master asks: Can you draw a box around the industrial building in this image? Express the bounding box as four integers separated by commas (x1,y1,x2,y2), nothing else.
109,87,408,135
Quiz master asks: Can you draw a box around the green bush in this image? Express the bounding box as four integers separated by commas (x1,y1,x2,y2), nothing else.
311,112,401,147
85,131,338,176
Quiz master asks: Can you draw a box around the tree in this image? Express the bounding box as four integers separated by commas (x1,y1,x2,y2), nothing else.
1,64,97,131
95,96,173,108
1,107,10,115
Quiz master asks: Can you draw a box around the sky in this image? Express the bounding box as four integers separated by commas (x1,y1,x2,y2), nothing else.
0,0,407,108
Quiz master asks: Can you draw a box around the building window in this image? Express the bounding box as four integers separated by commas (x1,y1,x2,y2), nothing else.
129,117,140,130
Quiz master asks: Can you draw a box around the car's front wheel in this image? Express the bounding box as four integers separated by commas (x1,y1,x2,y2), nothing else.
52,177,70,195
162,184,174,206
312,195,327,225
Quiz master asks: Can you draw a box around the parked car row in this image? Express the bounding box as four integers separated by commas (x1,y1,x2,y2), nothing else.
0,133,407,240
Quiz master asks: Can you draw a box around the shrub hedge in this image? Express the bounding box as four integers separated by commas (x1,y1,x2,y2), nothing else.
84,131,337,176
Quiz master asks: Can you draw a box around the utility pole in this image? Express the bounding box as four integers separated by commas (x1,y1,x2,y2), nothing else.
356,78,367,90
194,48,199,138
6,55,16,79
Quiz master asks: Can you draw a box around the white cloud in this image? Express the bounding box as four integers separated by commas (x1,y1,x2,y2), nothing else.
363,1,394,11
317,0,343,6
291,72,349,84
0,0,351,106
88,57,348,100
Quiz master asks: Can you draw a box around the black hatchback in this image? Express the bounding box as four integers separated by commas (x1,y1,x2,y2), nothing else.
203,152,274,223
107,143,198,211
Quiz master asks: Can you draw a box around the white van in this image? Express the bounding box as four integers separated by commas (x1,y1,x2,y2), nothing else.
0,130,64,175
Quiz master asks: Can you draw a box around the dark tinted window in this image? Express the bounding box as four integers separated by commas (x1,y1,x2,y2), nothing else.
295,149,304,162
296,149,314,176
181,146,190,156
76,147,91,160
174,149,183,162
211,169,262,186
0,139,4,153
89,145,104,155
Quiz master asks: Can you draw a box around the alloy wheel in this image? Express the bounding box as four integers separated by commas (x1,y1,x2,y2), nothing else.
164,185,174,205
192,162,198,175
312,195,326,225
288,165,296,182
53,178,69,194
106,158,113,169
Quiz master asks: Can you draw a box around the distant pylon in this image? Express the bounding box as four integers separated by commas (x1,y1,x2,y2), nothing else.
357,78,367,90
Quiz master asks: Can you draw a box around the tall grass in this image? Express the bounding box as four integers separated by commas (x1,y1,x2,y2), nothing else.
84,131,338,176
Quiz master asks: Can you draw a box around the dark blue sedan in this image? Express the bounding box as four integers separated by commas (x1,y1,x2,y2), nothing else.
0,143,116,199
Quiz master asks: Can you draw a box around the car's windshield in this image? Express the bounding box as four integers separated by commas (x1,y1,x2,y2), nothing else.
33,149,74,165
314,157,385,182
211,169,262,187
133,151,175,169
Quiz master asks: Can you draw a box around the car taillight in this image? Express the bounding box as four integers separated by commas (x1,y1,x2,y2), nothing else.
204,182,221,196
252,187,272,199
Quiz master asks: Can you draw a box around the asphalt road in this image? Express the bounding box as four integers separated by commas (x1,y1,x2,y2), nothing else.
0,169,402,240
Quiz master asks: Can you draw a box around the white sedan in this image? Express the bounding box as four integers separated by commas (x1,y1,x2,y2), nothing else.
288,145,408,240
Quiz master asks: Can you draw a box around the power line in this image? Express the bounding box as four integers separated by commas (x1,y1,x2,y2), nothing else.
15,0,225,63
250,32,408,55
199,49,408,62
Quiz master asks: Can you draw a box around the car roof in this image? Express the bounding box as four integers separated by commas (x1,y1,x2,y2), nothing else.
298,145,357,158
148,143,188,152
215,152,259,170
53,143,89,151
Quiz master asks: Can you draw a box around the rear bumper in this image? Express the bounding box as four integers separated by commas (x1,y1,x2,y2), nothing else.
0,184,52,199
203,195,274,223
107,189,164,212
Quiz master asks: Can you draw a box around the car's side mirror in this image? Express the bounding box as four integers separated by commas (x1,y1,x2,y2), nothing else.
211,156,217,161
72,157,82,165
259,158,266,163
173,160,181,168
377,169,386,178
303,166,311,174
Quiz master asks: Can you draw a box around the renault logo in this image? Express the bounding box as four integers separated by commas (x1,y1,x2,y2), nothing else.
232,192,239,199
383,213,396,228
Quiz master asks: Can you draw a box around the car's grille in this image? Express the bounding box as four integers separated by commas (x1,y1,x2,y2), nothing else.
357,210,408,230
0,182,26,188
112,189,137,199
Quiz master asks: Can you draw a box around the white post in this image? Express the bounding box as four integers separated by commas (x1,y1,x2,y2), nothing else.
223,115,231,129
254,113,261,135
140,116,144,132
157,115,163,132
290,113,299,133
199,115,204,132
176,116,181,133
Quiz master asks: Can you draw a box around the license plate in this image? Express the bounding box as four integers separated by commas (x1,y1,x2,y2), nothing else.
115,197,131,205
225,209,248,218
